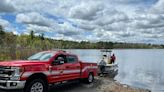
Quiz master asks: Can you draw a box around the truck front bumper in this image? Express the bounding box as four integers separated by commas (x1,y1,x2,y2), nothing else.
0,80,26,90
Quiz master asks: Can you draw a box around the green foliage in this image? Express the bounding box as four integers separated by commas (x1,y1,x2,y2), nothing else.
161,45,164,48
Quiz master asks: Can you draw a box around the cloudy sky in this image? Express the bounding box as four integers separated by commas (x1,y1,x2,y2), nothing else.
0,0,164,44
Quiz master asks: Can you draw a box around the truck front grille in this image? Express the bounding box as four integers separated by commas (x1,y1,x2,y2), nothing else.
0,66,14,80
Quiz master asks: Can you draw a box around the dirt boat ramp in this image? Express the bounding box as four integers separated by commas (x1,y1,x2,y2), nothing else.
0,77,150,92
49,77,150,92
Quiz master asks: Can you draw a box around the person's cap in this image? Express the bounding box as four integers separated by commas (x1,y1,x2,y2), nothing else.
58,57,64,60
103,55,107,57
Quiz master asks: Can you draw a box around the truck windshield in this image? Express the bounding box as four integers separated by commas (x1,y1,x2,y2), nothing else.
27,52,54,61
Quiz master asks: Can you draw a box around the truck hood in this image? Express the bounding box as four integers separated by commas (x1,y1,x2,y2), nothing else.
0,60,48,67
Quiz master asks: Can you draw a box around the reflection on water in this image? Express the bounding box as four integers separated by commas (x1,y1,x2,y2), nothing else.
67,49,164,92
113,49,164,92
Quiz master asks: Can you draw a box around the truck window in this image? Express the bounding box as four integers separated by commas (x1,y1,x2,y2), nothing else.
66,55,78,63
54,55,67,63
28,52,54,61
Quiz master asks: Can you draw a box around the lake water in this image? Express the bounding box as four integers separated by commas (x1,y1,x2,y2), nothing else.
67,49,164,92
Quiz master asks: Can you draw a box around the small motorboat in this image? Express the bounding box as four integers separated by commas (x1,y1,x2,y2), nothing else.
98,49,118,78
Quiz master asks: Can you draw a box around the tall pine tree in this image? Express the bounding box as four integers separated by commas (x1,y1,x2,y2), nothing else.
30,30,34,40
0,25,5,45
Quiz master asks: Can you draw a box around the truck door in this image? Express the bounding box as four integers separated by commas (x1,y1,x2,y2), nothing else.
50,54,67,82
62,55,81,80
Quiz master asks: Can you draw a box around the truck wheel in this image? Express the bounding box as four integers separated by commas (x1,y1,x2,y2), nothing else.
24,79,47,92
86,73,94,83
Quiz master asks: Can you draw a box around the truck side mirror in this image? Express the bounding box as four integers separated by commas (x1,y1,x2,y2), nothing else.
52,60,59,65
52,60,64,65
59,61,64,64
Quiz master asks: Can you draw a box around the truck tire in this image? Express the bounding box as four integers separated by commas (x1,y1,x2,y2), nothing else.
86,73,94,83
24,79,48,92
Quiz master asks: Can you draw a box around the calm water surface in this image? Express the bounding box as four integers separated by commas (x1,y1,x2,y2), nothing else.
67,49,164,92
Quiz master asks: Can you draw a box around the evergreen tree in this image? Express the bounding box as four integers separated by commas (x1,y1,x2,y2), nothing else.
0,25,5,45
40,33,44,40
0,25,5,35
30,30,34,40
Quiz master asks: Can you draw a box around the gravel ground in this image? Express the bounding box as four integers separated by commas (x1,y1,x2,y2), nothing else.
49,77,150,92
97,77,151,92
0,77,150,92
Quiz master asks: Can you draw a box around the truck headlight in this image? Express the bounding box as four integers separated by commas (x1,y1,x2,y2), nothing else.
11,67,24,80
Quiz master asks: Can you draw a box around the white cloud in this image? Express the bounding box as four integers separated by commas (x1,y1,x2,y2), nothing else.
26,24,53,33
12,30,19,35
69,1,103,20
150,0,164,14
0,18,10,27
0,0,163,44
0,0,15,12
56,22,81,36
0,18,16,33
16,12,55,27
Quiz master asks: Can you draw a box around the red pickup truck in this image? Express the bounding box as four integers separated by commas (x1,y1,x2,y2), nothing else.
0,50,97,92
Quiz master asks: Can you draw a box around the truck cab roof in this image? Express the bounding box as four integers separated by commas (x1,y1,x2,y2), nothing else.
41,50,77,56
